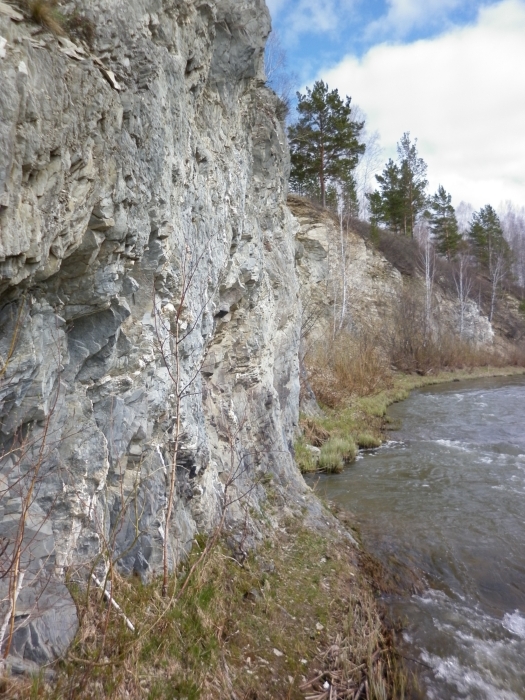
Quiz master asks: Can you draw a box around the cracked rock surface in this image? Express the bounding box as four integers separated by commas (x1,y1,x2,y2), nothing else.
0,0,309,664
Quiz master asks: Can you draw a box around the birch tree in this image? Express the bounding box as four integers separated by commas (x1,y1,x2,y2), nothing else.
416,222,436,336
264,30,297,118
453,248,474,338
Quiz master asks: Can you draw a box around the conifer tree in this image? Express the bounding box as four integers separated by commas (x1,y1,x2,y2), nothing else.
368,159,404,233
367,133,428,237
428,185,462,259
469,205,512,320
397,133,428,237
288,81,365,207
469,205,510,266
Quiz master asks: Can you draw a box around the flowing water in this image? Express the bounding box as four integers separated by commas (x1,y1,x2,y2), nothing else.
314,375,525,699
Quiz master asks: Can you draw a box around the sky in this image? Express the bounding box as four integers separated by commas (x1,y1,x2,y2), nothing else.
267,0,525,211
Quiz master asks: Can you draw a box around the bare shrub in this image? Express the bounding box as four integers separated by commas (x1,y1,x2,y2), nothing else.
388,285,525,373
306,332,392,408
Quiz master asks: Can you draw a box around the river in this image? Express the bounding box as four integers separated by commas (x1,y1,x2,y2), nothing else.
314,375,525,699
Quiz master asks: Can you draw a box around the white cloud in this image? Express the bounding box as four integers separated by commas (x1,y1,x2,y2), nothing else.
265,0,287,18
320,0,525,209
284,0,340,37
366,0,465,39
269,0,358,43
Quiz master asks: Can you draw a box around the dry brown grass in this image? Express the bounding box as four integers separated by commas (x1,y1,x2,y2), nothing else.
5,523,411,700
306,332,393,409
301,417,331,446
388,299,525,374
19,0,66,35
306,323,524,407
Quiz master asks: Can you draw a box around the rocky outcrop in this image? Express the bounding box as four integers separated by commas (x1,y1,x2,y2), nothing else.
2,0,518,671
0,0,309,665
290,195,497,359
291,196,403,339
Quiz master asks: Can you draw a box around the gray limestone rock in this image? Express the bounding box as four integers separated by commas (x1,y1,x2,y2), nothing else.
0,0,307,664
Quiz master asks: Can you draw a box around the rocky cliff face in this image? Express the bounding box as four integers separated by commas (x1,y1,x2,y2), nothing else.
290,195,496,353
0,0,309,665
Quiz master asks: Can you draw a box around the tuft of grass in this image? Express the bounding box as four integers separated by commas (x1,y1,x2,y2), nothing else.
356,431,382,449
294,436,317,473
19,0,66,35
318,437,357,473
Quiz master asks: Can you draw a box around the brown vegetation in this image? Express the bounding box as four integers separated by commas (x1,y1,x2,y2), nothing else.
4,522,411,699
307,332,392,409
19,0,66,35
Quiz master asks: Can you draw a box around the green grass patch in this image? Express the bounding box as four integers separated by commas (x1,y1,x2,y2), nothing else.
295,366,525,474
356,431,382,449
19,521,410,699
318,437,357,473
294,435,317,473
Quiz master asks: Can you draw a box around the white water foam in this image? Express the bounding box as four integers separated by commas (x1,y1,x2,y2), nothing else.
434,438,473,452
422,652,522,700
503,611,525,639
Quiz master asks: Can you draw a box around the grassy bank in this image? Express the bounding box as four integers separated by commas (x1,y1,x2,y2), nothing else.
296,366,525,474
5,518,410,700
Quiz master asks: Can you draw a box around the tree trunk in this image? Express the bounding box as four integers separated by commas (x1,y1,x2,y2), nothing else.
320,142,325,208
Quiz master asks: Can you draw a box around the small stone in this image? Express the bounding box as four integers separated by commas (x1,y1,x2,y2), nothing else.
272,648,284,657
316,622,324,631
100,67,121,90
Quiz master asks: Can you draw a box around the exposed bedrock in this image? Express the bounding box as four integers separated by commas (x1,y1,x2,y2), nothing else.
0,0,310,664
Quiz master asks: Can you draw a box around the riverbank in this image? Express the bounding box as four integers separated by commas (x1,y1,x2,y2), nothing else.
5,511,410,699
296,366,525,474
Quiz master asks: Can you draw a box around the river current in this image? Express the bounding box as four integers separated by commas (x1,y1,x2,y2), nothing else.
314,375,525,699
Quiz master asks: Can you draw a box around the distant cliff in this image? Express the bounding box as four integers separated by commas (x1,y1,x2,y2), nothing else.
290,194,523,373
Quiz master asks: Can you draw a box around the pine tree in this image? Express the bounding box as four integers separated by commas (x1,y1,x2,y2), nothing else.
428,185,462,259
469,205,512,320
469,205,509,267
367,133,428,236
367,159,404,234
288,81,365,208
397,133,428,237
